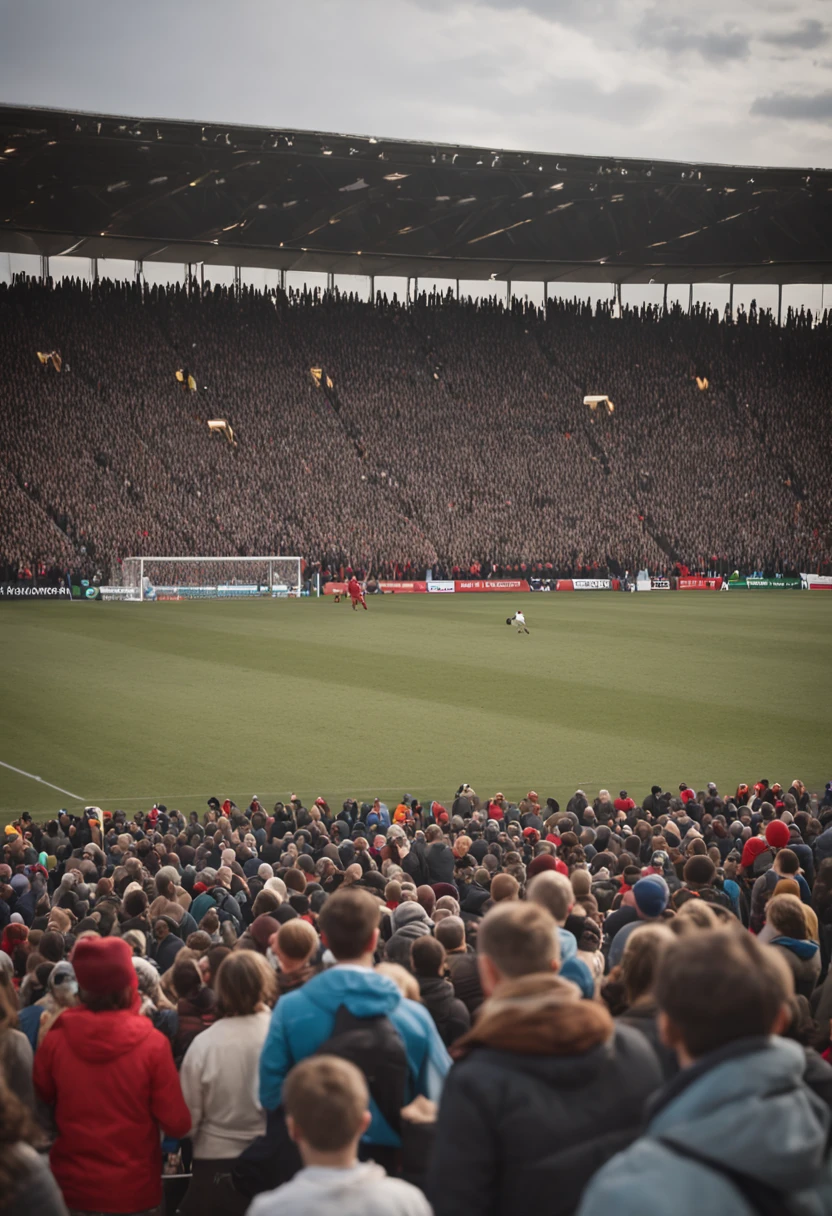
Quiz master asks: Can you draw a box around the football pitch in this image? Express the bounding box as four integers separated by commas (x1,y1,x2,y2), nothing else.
0,593,830,825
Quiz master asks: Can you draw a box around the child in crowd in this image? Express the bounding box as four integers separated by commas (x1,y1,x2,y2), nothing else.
248,1055,431,1216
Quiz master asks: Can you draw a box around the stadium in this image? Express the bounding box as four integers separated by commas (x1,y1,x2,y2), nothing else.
2,10,832,1216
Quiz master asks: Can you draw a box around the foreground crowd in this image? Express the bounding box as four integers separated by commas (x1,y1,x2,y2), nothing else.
3,778,832,1216
2,276,830,586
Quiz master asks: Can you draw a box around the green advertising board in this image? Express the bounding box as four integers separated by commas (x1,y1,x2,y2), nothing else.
728,578,801,590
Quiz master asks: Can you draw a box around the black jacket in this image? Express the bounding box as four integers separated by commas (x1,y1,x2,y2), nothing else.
445,950,484,1017
426,842,456,885
417,975,471,1047
427,975,662,1216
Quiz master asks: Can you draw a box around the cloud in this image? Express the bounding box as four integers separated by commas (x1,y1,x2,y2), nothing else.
751,89,832,121
637,14,751,60
760,19,829,50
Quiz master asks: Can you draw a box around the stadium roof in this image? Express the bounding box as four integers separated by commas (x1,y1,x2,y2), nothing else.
1,103,831,285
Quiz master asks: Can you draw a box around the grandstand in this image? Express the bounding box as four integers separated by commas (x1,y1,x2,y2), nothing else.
1,107,832,587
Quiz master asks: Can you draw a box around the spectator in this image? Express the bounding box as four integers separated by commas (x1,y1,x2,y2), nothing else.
427,901,662,1216
248,1056,430,1216
410,936,470,1047
0,1072,68,1216
259,889,450,1159
578,929,832,1216
32,936,191,1216
179,952,277,1216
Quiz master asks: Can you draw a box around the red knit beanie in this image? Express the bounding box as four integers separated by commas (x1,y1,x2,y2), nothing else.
73,936,137,996
740,837,770,868
765,820,791,850
527,854,569,879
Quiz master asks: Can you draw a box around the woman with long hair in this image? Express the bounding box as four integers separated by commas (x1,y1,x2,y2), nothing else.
0,1073,67,1216
178,951,277,1216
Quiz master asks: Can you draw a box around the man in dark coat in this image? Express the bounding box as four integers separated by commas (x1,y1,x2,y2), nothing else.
427,902,663,1216
425,825,456,885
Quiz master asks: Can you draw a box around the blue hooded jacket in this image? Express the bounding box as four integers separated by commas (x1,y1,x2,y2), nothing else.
259,964,451,1146
577,1037,832,1216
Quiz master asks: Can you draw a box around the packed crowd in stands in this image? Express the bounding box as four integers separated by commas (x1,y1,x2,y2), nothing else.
3,775,832,1216
2,275,830,587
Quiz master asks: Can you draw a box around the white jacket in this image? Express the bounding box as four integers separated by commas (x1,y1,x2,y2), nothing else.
248,1163,432,1216
179,1010,270,1159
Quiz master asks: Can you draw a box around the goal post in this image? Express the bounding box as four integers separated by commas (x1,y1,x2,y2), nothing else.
118,556,303,600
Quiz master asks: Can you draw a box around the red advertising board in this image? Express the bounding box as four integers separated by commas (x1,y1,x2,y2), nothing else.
677,577,724,590
324,581,427,595
454,580,531,592
801,574,832,589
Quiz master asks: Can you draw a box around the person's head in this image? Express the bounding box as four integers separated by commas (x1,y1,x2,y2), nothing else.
774,848,800,877
766,894,807,940
632,876,670,920
477,901,559,994
274,919,319,972
317,889,379,962
215,950,276,1015
72,936,137,1011
527,870,574,924
434,915,466,953
384,880,402,904
655,928,792,1065
490,873,520,903
283,1056,370,1163
171,954,203,1001
620,924,676,1005
683,856,716,887
410,935,446,978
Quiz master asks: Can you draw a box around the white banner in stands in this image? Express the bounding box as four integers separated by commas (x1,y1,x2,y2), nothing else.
651,578,671,590
427,581,455,593
572,579,612,590
801,573,832,589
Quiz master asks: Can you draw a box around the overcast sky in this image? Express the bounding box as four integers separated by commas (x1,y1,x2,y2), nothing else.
1,0,830,168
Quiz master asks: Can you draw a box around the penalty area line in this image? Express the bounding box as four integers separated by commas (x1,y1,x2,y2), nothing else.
0,761,87,803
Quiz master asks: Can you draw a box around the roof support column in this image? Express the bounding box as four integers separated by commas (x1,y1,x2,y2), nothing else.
279,269,286,292
414,276,418,300
688,284,693,313
135,260,143,283
234,265,241,295
543,280,548,317
506,279,511,309
455,279,459,301
326,272,334,293
369,274,374,305
40,255,49,282
663,283,667,313
777,283,782,326
91,257,98,283
729,282,733,321
615,282,622,318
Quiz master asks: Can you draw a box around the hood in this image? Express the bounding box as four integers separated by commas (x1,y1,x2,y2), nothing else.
419,975,456,1018
302,964,402,1018
650,1037,830,1191
56,1003,155,1062
452,971,612,1058
772,936,819,960
391,902,432,931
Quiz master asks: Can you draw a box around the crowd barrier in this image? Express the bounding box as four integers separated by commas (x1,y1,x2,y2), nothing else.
321,575,814,595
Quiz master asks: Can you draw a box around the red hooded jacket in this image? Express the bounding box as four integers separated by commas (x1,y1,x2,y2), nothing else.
33,1005,191,1211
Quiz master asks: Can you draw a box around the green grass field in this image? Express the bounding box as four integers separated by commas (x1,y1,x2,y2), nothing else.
0,593,830,825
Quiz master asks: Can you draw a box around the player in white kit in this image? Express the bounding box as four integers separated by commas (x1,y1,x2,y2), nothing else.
507,610,529,634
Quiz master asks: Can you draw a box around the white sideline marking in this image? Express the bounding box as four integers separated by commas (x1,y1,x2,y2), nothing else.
0,761,86,802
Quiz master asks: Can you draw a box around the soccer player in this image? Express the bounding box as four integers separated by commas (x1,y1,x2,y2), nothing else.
507,610,529,634
348,575,367,611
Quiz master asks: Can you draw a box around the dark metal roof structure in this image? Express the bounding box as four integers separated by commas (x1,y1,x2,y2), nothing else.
1,104,830,284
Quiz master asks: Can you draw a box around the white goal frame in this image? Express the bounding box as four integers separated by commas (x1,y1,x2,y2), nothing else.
118,556,303,600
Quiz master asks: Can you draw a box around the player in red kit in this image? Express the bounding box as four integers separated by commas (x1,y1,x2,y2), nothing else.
348,575,367,610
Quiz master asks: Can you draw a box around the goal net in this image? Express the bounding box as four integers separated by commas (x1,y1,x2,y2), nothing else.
117,557,303,600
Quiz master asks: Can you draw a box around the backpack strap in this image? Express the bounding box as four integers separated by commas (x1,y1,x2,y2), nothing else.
657,1137,788,1216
